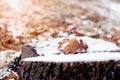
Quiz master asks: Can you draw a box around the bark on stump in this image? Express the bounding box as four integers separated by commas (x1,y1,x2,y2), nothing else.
14,60,120,80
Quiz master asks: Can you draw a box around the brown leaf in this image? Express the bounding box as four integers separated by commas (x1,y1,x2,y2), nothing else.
79,39,88,52
58,38,88,54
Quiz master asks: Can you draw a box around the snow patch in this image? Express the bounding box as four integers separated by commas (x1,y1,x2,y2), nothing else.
23,52,120,62
25,36,120,62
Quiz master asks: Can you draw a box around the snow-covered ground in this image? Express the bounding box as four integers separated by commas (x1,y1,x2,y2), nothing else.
0,51,20,79
100,0,120,19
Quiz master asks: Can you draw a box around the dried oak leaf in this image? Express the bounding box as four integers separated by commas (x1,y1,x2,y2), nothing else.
58,38,88,54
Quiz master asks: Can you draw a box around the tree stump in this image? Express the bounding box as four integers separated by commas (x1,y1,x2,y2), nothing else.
10,37,120,80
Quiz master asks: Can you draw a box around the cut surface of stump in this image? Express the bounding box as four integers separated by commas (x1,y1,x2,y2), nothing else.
11,37,120,80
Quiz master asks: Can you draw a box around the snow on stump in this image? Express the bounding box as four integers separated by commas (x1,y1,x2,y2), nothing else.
11,37,120,80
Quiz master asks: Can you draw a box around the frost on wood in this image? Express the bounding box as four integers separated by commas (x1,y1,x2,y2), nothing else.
27,36,120,56
14,36,120,62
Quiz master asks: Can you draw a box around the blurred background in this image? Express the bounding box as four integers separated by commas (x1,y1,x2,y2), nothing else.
0,0,120,51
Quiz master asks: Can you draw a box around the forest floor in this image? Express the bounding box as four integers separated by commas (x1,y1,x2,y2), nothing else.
0,0,120,79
